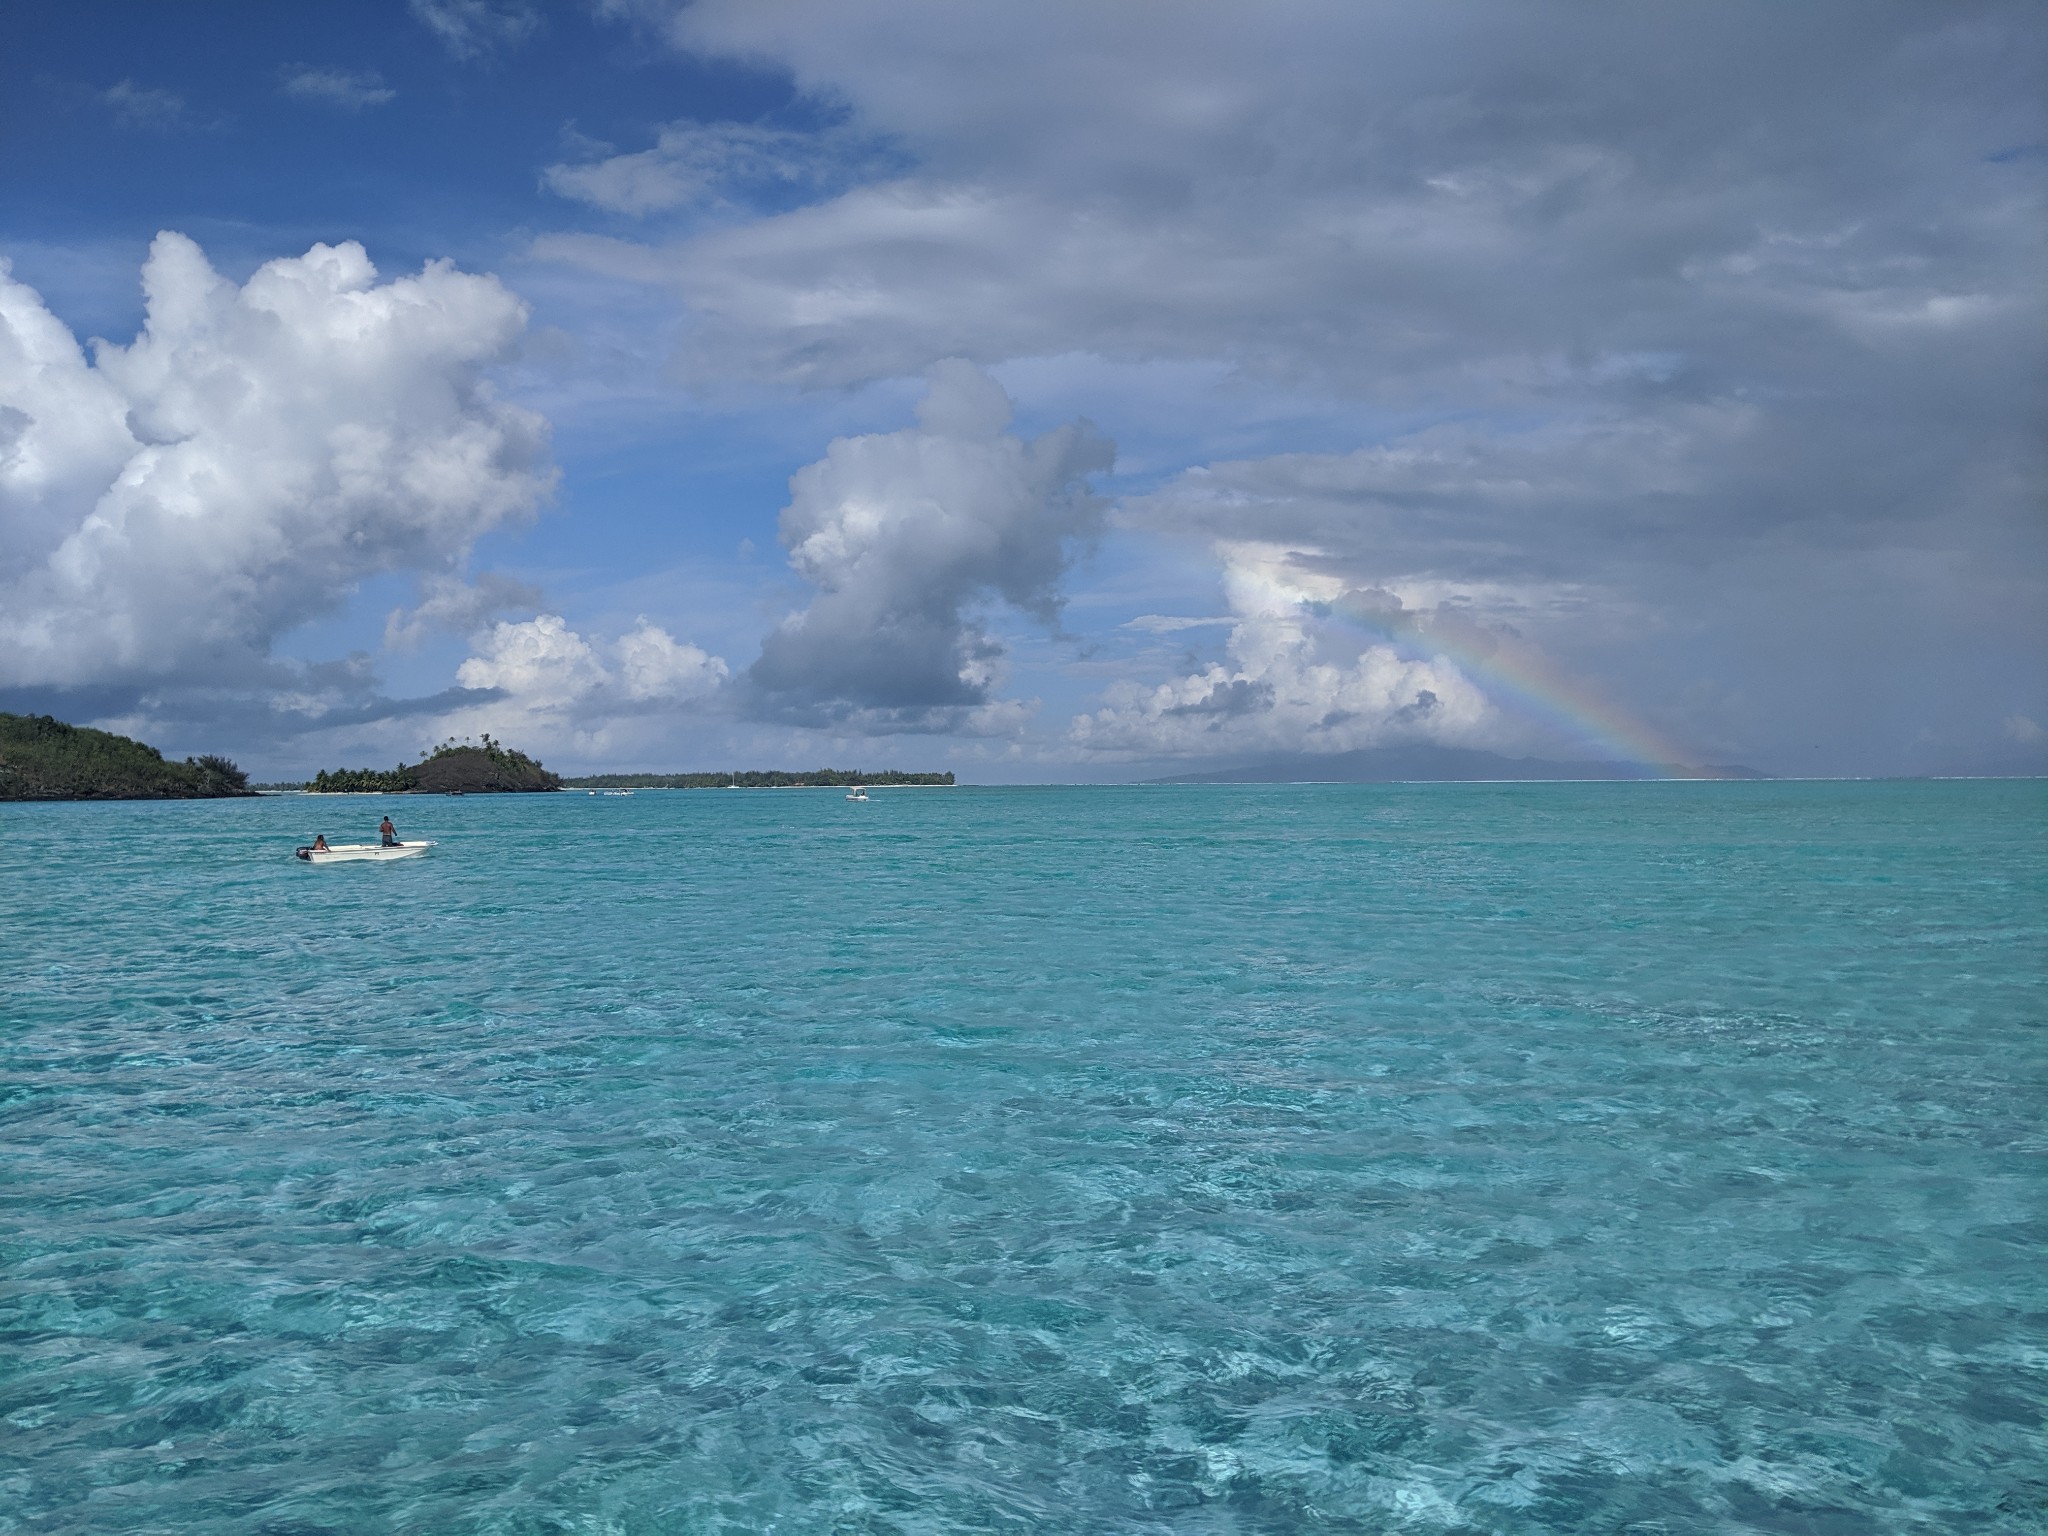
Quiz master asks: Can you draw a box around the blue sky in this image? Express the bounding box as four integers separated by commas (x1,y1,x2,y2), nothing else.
2,1,2041,779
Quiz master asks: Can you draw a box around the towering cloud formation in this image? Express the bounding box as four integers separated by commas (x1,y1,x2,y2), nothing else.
0,234,552,690
747,360,1112,731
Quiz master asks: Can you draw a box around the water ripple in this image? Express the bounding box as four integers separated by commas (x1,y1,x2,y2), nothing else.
2,782,2043,1532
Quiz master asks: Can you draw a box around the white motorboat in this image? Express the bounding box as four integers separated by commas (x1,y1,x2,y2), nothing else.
294,840,435,864
846,787,870,801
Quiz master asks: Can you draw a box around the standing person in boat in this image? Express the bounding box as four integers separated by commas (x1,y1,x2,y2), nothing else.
378,814,400,848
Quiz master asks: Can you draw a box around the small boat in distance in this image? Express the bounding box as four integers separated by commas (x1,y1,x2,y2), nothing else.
295,841,435,864
846,786,870,802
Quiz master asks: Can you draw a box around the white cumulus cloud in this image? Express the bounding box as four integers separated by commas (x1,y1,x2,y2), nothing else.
746,359,1113,731
613,619,727,702
446,612,728,754
456,613,610,707
1071,543,1495,758
0,232,553,689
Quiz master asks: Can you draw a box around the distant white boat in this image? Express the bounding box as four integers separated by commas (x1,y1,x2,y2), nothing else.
602,789,634,797
846,786,870,801
295,841,435,864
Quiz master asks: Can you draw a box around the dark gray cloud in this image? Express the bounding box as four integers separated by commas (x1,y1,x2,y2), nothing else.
589,2,2040,392
555,0,2043,772
745,361,1113,732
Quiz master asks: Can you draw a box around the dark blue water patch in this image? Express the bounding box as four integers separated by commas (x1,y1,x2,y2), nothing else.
1,781,2043,1532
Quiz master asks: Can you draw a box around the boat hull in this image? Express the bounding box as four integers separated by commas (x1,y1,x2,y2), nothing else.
295,841,435,863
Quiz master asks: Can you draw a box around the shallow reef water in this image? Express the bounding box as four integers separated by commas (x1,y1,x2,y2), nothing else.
3,780,2044,1533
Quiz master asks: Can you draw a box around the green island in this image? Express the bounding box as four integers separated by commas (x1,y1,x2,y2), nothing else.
560,769,955,789
277,744,955,794
308,736,562,794
0,712,253,801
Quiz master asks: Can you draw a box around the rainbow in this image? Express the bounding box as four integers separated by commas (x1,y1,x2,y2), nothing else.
1324,592,1723,778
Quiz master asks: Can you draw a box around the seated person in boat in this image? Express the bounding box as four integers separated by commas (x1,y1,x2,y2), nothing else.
379,815,400,847
311,834,329,851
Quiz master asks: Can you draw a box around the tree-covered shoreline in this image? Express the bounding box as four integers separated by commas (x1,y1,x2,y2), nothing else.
276,751,956,794
560,769,955,789
0,713,253,801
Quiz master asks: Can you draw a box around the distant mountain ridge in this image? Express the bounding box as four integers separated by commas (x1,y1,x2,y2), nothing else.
1149,745,1769,784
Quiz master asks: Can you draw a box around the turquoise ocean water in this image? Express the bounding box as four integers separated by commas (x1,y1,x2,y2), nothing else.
3,781,2044,1533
